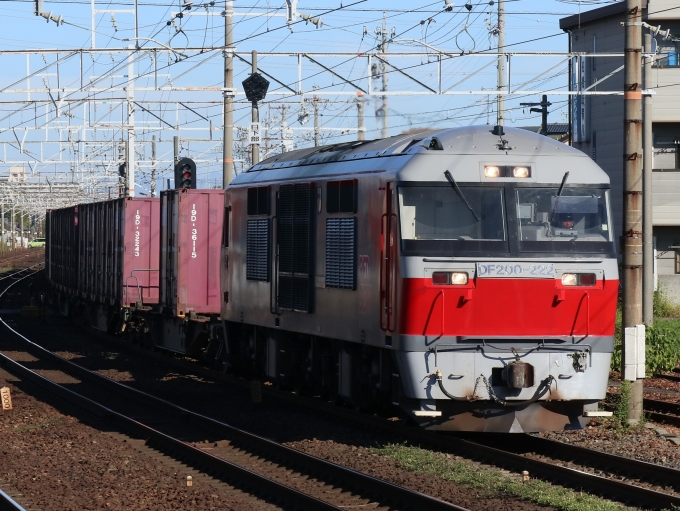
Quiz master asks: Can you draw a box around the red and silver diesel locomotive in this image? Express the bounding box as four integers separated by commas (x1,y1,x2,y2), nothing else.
221,125,618,433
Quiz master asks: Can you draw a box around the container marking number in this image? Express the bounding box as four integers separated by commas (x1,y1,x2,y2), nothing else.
191,204,197,259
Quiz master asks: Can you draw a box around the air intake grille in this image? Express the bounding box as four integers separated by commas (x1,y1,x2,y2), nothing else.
246,219,269,281
325,218,356,289
277,183,313,312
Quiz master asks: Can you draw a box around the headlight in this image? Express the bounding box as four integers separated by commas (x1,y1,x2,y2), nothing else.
513,166,530,178
561,273,578,286
451,272,469,285
484,166,500,178
431,272,469,285
561,273,597,286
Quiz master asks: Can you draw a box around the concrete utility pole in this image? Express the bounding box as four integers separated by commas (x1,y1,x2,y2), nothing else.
622,0,643,423
643,32,654,325
279,103,288,151
151,135,157,198
497,0,505,126
380,12,389,138
251,50,260,164
313,95,320,147
126,45,136,197
173,135,179,164
11,206,15,251
357,100,365,141
222,0,234,188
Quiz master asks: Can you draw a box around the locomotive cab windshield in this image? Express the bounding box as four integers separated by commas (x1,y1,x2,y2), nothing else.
398,183,613,256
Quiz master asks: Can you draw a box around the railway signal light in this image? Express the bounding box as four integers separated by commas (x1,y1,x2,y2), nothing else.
174,157,197,189
242,72,270,103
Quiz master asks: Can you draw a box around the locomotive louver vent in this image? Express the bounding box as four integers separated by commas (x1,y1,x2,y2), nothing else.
246,219,269,281
277,183,313,312
325,218,356,289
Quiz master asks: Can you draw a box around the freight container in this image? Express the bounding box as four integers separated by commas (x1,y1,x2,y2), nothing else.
160,189,224,316
78,197,160,306
46,205,79,292
48,197,160,308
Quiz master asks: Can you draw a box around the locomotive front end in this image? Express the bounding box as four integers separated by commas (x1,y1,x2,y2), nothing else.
393,127,618,433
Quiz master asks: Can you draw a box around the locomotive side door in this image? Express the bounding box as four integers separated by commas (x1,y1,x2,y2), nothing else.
380,181,397,332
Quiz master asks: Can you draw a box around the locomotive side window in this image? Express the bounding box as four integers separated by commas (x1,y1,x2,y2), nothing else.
515,187,612,253
398,186,505,241
222,207,230,247
327,180,357,213
247,186,270,216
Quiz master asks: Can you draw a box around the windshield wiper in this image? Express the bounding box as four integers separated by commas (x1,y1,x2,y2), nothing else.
444,170,479,221
548,171,570,224
546,171,569,236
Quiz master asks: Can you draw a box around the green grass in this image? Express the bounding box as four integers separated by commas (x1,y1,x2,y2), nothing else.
612,288,680,373
376,444,637,511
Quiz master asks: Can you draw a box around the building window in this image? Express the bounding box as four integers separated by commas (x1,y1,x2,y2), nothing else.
246,219,270,281
247,186,270,215
325,218,356,290
592,35,597,71
327,180,357,214
592,131,597,161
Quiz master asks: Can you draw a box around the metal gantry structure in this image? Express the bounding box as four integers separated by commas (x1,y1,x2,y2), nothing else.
0,1,630,236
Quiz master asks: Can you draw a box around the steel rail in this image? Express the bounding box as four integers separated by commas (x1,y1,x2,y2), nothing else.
0,273,470,511
501,434,680,487
643,398,680,427
70,315,680,510
0,489,27,511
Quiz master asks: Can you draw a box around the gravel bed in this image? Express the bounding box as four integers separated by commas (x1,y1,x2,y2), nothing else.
0,272,561,511
0,368,281,511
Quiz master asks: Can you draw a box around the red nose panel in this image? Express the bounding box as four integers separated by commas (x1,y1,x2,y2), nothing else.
400,278,618,337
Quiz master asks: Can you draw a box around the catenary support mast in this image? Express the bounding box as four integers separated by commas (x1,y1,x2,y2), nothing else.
643,32,654,325
622,0,643,423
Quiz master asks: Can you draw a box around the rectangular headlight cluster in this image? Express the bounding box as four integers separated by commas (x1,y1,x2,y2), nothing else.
484,165,531,178
561,273,597,286
432,272,469,285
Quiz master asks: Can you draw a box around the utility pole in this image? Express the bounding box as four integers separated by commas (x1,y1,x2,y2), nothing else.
20,211,24,248
357,100,365,141
222,0,234,188
520,95,552,135
11,206,14,251
126,45,136,197
497,0,505,126
1,205,4,250
173,135,179,163
151,135,157,197
380,12,389,138
622,0,643,423
251,50,260,164
313,96,320,146
643,32,654,325
279,103,288,151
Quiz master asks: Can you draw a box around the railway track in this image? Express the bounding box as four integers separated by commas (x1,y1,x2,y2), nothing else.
0,488,27,511
6,268,680,509
0,250,43,269
0,270,469,511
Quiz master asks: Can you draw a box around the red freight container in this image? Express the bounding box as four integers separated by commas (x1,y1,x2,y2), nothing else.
79,197,160,306
160,189,224,316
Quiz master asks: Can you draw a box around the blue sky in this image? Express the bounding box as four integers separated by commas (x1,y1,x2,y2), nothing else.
0,0,619,190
